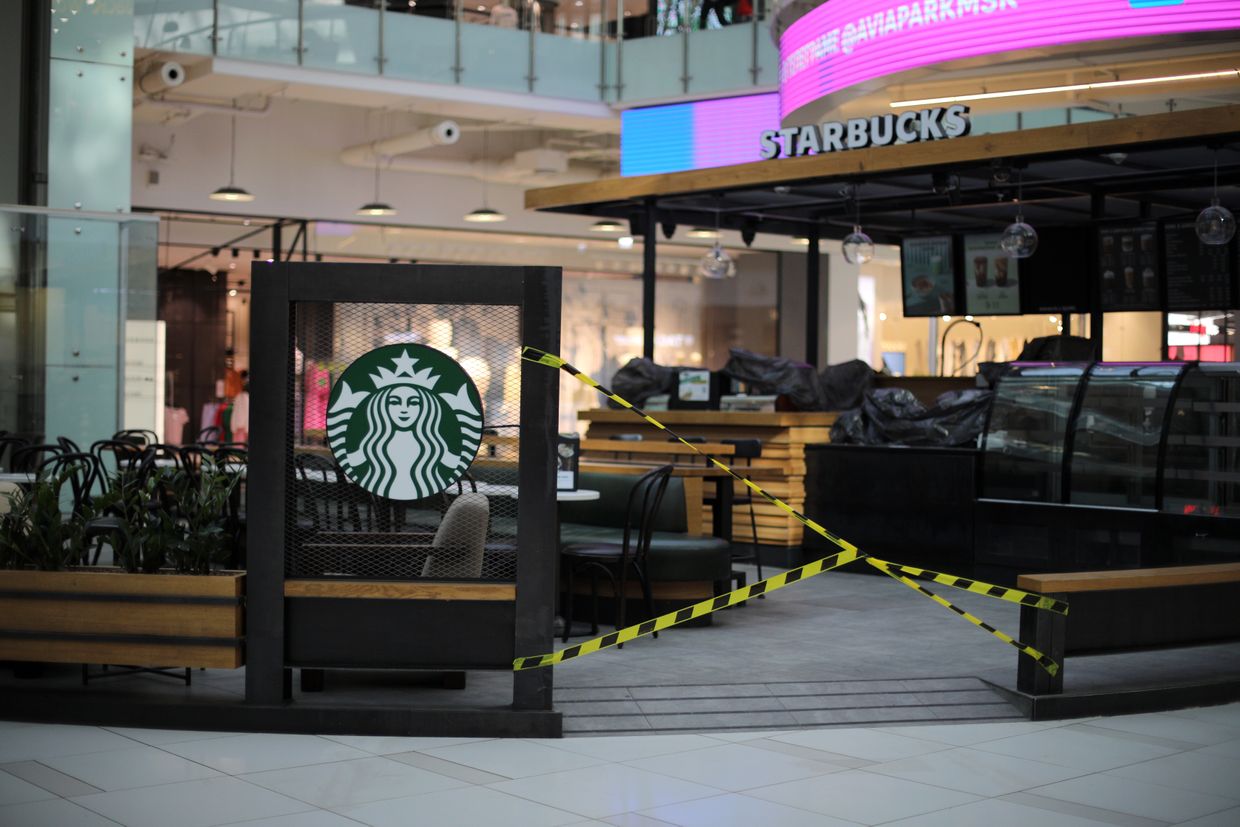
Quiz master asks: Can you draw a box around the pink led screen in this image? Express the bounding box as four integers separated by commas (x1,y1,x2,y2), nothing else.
779,0,1240,118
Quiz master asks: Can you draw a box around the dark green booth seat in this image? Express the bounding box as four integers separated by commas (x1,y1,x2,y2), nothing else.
558,471,732,586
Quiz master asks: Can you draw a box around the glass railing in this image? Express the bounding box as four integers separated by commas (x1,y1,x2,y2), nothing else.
0,206,160,452
133,0,779,104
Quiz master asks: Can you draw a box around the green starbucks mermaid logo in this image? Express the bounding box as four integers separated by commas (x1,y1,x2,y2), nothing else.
326,344,483,500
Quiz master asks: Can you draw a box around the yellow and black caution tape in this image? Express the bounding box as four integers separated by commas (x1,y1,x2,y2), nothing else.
517,346,1066,676
515,549,860,670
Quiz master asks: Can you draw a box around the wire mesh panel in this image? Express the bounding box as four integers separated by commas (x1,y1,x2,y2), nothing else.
287,301,523,582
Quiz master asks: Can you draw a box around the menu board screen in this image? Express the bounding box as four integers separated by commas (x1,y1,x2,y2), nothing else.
963,234,1021,316
1099,222,1160,311
901,236,956,317
1021,227,1091,313
1163,219,1235,310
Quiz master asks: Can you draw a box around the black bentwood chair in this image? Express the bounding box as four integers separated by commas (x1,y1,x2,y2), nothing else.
559,464,673,644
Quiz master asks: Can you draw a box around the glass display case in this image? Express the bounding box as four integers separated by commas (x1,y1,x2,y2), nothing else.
982,361,1239,516
1068,363,1184,509
980,363,1088,503
1163,363,1240,518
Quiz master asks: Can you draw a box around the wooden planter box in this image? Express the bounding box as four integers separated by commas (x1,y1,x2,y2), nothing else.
0,570,245,669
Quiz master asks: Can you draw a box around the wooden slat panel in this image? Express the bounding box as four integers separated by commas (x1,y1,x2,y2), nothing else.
1018,563,1240,594
580,439,736,456
578,410,837,427
0,599,242,637
0,638,243,669
284,580,516,601
0,570,244,598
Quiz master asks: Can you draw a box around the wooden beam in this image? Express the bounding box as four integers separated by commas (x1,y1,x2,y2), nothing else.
284,580,516,601
1018,563,1240,594
526,106,1240,212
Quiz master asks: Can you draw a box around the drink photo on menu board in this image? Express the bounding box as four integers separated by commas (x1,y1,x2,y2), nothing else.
1099,222,1160,311
901,235,957,317
963,233,1021,315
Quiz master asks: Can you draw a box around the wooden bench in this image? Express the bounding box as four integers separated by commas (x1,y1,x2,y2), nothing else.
1016,563,1240,695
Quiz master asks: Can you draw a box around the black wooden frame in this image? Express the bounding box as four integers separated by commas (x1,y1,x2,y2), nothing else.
247,262,562,733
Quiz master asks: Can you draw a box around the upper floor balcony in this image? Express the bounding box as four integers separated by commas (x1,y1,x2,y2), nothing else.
134,0,781,106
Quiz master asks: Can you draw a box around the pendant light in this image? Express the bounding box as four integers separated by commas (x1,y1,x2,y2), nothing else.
356,151,396,217
1000,168,1039,258
590,218,623,233
841,184,874,265
1196,152,1236,246
698,205,735,279
464,128,506,223
209,114,255,202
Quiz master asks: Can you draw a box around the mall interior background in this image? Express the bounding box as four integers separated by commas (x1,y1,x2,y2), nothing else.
0,0,1235,450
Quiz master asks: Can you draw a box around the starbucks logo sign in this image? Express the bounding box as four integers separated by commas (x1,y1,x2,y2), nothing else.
326,345,483,500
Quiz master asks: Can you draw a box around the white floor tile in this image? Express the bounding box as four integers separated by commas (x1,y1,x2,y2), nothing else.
0,724,140,763
106,727,244,747
547,734,720,762
703,731,797,743
1177,806,1240,826
867,746,1082,796
746,769,978,824
884,721,1051,747
1084,711,1240,746
0,769,57,806
1105,750,1240,799
1168,704,1240,728
0,797,123,826
240,756,466,808
220,812,361,827
336,785,586,827
318,734,487,755
423,739,608,779
43,744,221,791
881,797,1120,827
1029,773,1237,822
489,763,722,820
1194,738,1240,760
641,792,860,826
973,725,1180,771
161,734,370,774
771,728,949,762
73,776,312,827
624,742,841,792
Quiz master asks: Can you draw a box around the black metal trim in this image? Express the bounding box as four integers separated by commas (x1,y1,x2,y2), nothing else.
282,263,528,306
1059,363,1095,505
0,591,239,605
0,630,242,647
1154,362,1193,511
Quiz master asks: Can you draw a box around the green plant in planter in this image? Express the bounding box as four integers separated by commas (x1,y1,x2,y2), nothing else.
0,472,91,571
98,473,171,574
164,461,241,575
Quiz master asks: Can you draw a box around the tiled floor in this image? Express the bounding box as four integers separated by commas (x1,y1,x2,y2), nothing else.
2,703,1239,826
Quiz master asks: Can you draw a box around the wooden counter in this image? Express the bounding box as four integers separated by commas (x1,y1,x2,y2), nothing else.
578,409,837,547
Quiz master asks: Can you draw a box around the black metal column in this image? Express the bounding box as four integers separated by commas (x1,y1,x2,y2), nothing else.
642,199,657,360
513,268,561,710
245,261,290,705
805,230,820,368
1090,193,1105,356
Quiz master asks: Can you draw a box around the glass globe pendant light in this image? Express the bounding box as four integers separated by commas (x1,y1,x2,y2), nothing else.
698,205,735,279
1000,169,1038,258
1196,154,1235,246
841,185,874,265
699,242,736,279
